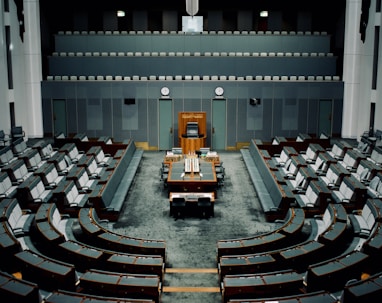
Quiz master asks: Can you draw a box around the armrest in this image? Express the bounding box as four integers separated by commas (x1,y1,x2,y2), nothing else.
80,186,91,193
284,173,295,179
296,188,306,194
59,169,69,175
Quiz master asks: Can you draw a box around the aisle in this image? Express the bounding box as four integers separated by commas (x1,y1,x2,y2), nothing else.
112,150,277,303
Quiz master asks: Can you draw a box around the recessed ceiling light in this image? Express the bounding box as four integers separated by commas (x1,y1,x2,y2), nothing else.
117,10,125,17
260,10,268,17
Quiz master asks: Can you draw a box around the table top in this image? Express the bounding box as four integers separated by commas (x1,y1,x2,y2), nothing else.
169,192,215,202
168,161,216,182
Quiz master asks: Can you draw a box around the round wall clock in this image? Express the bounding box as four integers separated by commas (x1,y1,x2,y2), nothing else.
161,86,170,96
215,86,224,96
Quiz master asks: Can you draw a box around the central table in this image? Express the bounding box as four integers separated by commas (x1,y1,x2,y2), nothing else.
166,157,218,197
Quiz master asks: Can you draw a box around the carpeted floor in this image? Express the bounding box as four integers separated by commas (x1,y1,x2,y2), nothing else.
111,150,278,303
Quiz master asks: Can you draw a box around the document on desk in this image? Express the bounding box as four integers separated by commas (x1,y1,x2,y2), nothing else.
192,158,200,173
185,158,191,173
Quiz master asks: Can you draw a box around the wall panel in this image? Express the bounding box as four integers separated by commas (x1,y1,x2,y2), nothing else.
41,80,344,147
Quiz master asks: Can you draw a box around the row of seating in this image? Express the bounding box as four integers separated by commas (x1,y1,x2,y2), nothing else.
230,135,382,301
219,196,382,301
244,136,382,220
0,126,25,147
1,185,165,301
0,132,143,220
30,203,165,278
218,203,349,275
52,51,335,57
47,74,341,81
57,30,329,36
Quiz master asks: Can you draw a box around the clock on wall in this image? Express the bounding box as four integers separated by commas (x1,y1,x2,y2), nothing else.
161,86,170,96
215,86,224,96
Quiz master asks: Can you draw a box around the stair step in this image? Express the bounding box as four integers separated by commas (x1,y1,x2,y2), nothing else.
163,286,220,293
165,268,218,274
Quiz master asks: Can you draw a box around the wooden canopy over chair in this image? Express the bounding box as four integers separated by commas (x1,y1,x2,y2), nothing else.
178,112,207,154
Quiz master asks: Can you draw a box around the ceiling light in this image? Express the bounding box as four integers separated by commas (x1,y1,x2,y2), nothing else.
260,10,268,18
117,10,125,17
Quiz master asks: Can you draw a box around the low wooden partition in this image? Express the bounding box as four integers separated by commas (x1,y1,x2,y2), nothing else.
0,270,41,303
305,250,370,292
79,269,161,302
340,271,382,303
217,208,305,258
45,289,156,303
57,239,165,280
221,269,305,302
226,290,338,302
78,208,166,258
14,249,78,291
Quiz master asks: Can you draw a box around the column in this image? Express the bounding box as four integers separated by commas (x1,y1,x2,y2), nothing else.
24,0,43,138
342,0,362,138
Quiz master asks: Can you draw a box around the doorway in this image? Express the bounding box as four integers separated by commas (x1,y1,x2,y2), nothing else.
318,99,333,137
53,99,67,136
159,98,173,150
212,98,226,150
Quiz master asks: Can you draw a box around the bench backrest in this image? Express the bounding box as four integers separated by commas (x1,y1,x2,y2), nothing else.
0,172,14,194
0,145,15,165
12,160,30,181
369,146,382,164
29,177,47,200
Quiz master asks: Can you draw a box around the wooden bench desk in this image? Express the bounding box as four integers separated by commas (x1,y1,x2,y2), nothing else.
169,192,215,217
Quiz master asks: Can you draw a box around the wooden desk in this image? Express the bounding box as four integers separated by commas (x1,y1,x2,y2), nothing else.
169,192,215,203
169,192,215,217
179,137,206,154
166,159,218,197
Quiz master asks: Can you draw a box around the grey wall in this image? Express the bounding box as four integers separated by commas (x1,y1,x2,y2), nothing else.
54,32,332,53
41,80,344,148
48,56,336,78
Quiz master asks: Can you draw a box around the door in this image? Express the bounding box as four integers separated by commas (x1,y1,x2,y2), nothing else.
318,99,333,136
159,98,173,150
212,98,226,150
53,99,67,136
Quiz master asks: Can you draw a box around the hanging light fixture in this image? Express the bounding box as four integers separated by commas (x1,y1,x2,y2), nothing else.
186,0,199,17
117,10,125,17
